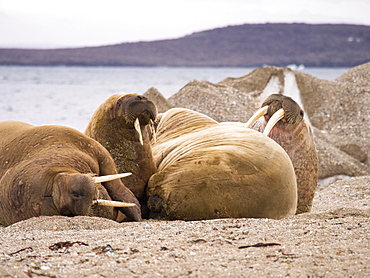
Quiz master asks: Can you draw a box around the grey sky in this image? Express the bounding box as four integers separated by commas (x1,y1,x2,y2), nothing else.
0,0,369,48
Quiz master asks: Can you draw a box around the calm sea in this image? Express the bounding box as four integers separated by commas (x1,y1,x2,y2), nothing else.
0,66,349,131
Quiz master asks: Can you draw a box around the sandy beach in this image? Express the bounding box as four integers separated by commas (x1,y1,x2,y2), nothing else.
0,176,369,277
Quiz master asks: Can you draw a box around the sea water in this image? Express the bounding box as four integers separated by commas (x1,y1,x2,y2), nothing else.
0,66,349,131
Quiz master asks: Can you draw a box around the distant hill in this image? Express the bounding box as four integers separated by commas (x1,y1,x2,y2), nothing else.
0,23,369,67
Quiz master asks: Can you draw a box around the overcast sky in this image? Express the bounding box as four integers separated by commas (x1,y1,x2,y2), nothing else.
1,0,369,48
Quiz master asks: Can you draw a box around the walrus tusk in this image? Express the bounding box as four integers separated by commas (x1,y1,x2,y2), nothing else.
134,118,144,145
92,172,132,183
263,108,285,136
244,106,269,128
93,199,136,207
149,119,156,143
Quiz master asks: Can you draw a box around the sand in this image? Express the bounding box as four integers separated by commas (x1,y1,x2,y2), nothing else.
0,176,369,277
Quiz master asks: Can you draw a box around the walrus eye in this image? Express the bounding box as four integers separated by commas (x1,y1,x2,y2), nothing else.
72,191,83,199
116,99,122,110
300,110,304,118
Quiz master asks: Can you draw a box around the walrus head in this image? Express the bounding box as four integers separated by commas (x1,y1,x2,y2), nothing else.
245,94,304,136
113,94,158,144
52,172,136,217
52,172,97,216
245,93,318,214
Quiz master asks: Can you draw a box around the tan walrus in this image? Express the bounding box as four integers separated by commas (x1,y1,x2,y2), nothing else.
0,121,141,226
147,108,298,220
246,94,318,213
85,94,157,216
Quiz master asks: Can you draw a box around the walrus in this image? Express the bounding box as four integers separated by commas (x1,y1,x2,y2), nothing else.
0,121,141,227
85,94,158,211
245,94,318,213
146,108,298,220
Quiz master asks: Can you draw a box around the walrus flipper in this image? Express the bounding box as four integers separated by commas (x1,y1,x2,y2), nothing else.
100,178,142,221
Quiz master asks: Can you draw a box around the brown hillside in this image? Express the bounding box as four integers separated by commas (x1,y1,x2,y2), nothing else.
0,23,369,67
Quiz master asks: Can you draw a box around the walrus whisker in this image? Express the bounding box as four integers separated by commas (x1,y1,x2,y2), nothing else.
92,172,132,183
244,106,269,128
134,118,144,145
93,199,136,207
149,119,157,143
263,108,285,136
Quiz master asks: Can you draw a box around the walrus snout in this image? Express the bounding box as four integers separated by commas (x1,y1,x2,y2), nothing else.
263,95,304,126
120,94,158,145
137,110,156,126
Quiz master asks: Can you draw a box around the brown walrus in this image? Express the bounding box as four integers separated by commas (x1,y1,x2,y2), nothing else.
246,94,318,214
85,94,157,207
0,121,141,226
147,108,298,220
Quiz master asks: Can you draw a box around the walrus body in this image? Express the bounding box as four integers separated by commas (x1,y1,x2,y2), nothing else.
249,94,318,213
147,108,298,220
85,94,157,205
0,121,141,226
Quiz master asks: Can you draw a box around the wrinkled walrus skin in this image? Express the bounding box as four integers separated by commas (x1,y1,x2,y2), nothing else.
85,94,157,203
0,121,141,226
147,108,298,221
251,94,318,214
